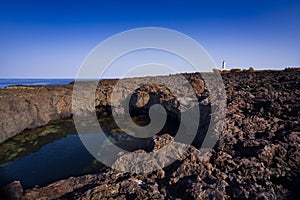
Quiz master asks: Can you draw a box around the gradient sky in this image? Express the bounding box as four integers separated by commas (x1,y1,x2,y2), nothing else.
0,0,299,78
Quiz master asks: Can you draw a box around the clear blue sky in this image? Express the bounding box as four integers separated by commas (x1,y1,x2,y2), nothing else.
0,0,299,78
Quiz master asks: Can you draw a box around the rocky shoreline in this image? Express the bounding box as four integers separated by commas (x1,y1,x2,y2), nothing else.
0,70,300,199
0,72,219,144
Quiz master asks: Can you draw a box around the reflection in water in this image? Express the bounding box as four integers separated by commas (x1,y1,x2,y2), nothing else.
0,117,119,189
0,134,98,189
0,115,177,189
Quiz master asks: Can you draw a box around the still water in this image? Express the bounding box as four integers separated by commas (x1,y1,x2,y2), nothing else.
0,117,131,189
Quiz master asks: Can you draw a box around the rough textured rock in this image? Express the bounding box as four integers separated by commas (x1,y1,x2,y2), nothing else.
0,85,74,143
149,134,174,152
1,181,23,200
1,70,300,199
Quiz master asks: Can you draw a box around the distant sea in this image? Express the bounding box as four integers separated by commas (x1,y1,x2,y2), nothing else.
0,79,74,89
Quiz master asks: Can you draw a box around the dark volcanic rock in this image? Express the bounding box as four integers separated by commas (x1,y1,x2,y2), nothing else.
149,133,174,152
1,181,23,200
1,70,300,199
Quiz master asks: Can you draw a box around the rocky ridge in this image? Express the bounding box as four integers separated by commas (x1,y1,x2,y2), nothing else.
0,73,214,143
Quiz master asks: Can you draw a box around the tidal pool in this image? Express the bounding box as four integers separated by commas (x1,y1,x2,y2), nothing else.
0,117,142,189
0,115,177,189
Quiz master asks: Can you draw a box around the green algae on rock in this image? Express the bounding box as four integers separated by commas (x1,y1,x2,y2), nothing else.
0,120,74,165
